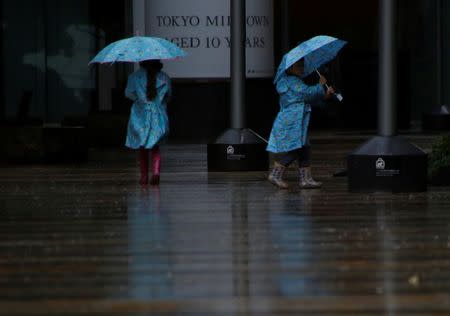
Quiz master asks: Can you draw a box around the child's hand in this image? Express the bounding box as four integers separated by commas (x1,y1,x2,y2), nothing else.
324,86,335,99
319,75,327,85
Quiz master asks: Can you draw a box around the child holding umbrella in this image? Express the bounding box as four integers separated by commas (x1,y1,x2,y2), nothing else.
89,36,187,186
125,59,171,186
266,35,346,189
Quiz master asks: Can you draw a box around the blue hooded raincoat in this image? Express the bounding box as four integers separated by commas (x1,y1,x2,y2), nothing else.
266,74,325,153
125,68,171,149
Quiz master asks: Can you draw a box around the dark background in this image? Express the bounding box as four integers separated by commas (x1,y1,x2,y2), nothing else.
0,0,443,146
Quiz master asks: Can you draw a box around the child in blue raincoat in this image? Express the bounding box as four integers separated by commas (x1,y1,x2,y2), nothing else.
267,58,334,189
125,60,171,185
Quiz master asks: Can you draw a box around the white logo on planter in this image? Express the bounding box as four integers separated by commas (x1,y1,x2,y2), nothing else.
376,158,385,170
227,145,235,155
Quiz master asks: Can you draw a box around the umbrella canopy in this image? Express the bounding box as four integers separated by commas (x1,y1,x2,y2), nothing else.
89,36,187,64
274,35,347,83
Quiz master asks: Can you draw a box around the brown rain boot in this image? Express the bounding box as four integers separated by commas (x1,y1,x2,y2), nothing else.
299,167,322,189
268,162,289,189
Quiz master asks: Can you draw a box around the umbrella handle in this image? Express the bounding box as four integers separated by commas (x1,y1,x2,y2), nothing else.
315,69,343,102
315,70,330,89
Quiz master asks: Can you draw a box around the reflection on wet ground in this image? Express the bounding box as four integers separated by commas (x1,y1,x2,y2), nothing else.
0,141,449,315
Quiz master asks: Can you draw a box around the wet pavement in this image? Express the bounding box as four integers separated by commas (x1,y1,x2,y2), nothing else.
0,137,449,315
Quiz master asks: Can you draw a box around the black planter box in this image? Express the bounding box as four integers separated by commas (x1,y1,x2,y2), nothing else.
207,128,269,172
207,143,268,171
348,136,428,193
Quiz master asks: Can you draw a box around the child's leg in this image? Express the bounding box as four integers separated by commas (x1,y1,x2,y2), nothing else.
139,147,149,185
279,150,299,168
297,145,322,188
150,146,161,185
268,150,298,189
297,146,311,168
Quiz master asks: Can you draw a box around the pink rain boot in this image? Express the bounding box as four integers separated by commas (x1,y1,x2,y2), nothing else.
150,146,161,185
139,148,149,185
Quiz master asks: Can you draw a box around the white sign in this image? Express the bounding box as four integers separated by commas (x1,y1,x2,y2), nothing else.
144,0,274,79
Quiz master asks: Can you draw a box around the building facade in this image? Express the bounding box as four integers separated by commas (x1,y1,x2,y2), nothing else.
1,0,449,143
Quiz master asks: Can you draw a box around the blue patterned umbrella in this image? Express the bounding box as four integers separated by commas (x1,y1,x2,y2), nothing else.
89,36,187,64
274,35,347,83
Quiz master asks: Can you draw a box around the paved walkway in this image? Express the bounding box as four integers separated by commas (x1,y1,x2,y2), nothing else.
0,134,449,315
